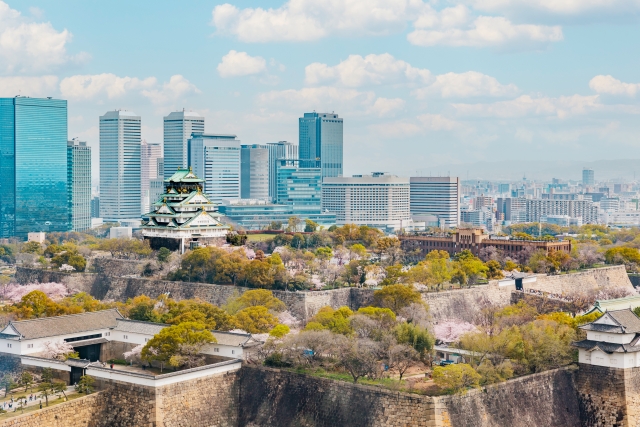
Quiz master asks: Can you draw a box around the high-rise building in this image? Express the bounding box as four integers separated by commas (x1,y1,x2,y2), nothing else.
163,111,205,179
409,177,460,228
299,112,343,178
322,173,410,227
91,197,100,218
266,141,298,201
140,140,162,214
189,133,241,203
276,159,323,213
0,97,70,238
67,138,91,232
240,144,269,200
583,168,595,186
156,158,164,179
99,110,141,222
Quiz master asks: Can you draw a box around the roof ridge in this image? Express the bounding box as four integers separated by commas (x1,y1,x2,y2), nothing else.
10,308,121,325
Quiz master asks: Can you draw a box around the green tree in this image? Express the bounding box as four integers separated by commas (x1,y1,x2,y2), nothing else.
142,322,215,372
127,295,161,322
287,217,302,232
315,247,333,261
22,242,42,254
234,306,278,333
74,375,95,394
304,219,319,232
373,284,422,313
394,322,434,358
605,247,640,265
269,324,291,338
433,363,481,394
157,247,172,263
1,374,16,395
20,371,33,392
53,381,68,400
41,368,53,384
37,382,52,406
485,260,504,280
233,289,285,312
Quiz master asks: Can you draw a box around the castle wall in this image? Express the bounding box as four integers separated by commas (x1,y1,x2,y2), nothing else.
526,265,633,294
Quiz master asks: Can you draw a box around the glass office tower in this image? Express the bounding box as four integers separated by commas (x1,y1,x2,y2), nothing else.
188,133,241,204
99,110,141,221
164,110,204,179
240,144,269,200
67,138,92,232
266,141,298,202
276,159,322,213
299,112,343,179
0,97,70,238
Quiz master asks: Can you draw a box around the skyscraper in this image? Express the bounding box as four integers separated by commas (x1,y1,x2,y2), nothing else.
189,133,241,203
583,168,595,186
266,141,298,201
0,97,70,238
67,138,91,232
99,110,141,221
241,144,269,200
140,140,162,214
276,159,323,213
409,177,460,228
299,112,343,179
163,111,204,178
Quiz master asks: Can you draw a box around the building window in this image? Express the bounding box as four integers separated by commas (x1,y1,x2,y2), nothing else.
7,344,11,348
105,332,110,337
27,344,33,349
232,350,235,355
123,335,128,340
145,338,149,342
214,348,219,352
65,333,102,343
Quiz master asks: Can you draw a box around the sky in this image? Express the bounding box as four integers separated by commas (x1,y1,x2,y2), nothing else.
2,0,640,183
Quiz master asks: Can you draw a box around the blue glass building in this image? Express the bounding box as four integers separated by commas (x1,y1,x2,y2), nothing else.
299,112,343,179
276,159,323,213
0,97,70,238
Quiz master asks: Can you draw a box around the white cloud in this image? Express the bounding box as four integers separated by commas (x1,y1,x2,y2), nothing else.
417,113,459,130
217,50,267,77
414,71,519,98
305,53,431,87
408,6,563,48
60,73,156,100
0,75,58,97
0,1,84,74
452,94,601,118
589,75,640,97
141,75,201,105
211,0,425,42
464,0,640,15
257,86,404,117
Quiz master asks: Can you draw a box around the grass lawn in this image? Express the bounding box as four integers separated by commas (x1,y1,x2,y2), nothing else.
246,234,274,242
0,392,86,420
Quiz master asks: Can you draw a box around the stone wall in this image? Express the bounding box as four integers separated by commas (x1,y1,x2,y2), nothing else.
158,371,238,427
575,363,628,426
15,265,632,323
526,265,633,294
238,365,437,427
435,367,581,427
510,291,576,314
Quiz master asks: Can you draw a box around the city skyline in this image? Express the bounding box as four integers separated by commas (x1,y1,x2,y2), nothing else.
1,0,639,184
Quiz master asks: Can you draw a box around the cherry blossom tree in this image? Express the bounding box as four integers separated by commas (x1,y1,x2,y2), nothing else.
434,320,477,343
123,344,143,364
3,282,68,302
277,311,300,329
59,264,75,272
42,341,76,360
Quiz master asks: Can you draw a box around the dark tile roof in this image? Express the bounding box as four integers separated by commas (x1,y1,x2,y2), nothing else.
572,338,640,354
4,309,123,340
112,319,166,336
580,309,640,334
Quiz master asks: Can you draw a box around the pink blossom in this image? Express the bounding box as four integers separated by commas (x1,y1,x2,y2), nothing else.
278,311,300,328
434,320,477,343
3,282,68,302
41,341,76,360
123,344,143,361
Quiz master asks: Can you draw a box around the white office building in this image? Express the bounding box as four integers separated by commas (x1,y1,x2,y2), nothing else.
266,141,298,201
241,144,269,200
141,140,162,214
99,110,141,221
410,177,460,228
189,133,241,203
322,173,410,228
163,110,205,179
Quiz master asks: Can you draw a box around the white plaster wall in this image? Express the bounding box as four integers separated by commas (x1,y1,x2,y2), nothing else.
586,331,635,344
201,343,243,358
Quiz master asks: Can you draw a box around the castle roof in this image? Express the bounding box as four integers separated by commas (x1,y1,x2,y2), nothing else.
166,167,203,183
573,335,640,354
580,309,640,334
0,309,123,340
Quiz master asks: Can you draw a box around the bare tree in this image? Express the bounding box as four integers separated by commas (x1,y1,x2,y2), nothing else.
388,344,420,380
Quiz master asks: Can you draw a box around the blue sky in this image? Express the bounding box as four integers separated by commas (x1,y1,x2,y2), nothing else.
2,0,640,182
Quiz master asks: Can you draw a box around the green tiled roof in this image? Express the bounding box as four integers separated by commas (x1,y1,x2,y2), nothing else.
166,167,204,183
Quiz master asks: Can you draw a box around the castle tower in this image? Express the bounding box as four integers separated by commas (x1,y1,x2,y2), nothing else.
141,167,229,253
573,309,640,426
